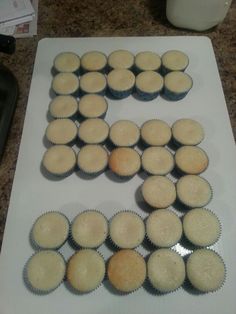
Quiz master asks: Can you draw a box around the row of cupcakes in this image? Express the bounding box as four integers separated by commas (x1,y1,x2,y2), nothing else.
24,248,225,295
53,50,189,75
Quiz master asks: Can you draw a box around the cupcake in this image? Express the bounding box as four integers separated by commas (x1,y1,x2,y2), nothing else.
141,147,174,175
67,249,105,293
49,95,78,119
176,175,212,208
78,118,109,144
183,208,221,247
161,50,189,74
107,69,135,99
134,51,161,73
53,52,80,73
42,145,76,176
80,72,107,95
163,71,193,101
45,119,77,145
175,146,209,175
81,51,107,72
25,250,66,294
108,50,134,70
142,176,176,208
140,119,172,146
71,210,108,248
147,249,185,293
52,72,79,96
78,94,108,119
172,119,204,146
77,145,108,175
107,249,146,293
108,147,141,177
135,71,164,101
146,209,182,247
186,249,225,292
109,120,140,147
109,211,145,249
31,211,69,249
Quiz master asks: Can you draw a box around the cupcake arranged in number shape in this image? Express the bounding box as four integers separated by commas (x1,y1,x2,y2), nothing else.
78,94,108,119
135,71,164,101
172,118,204,146
108,49,134,70
107,69,135,99
163,71,193,101
134,51,161,73
80,72,107,95
81,51,107,73
141,119,172,147
53,52,80,74
78,118,109,144
45,119,77,145
52,72,79,96
49,95,78,119
109,120,140,147
161,50,189,74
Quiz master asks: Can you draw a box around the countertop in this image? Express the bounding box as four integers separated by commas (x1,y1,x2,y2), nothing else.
0,0,235,248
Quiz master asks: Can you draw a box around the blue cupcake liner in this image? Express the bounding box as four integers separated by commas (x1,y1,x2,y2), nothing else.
107,85,134,99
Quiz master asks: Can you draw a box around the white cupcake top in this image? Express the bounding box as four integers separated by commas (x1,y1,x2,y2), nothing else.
108,50,134,69
136,71,164,93
107,69,135,91
135,51,161,71
77,145,108,174
54,52,80,73
49,95,78,118
142,147,174,175
164,71,192,93
80,72,106,94
109,120,140,147
162,50,189,71
78,94,108,118
81,51,107,71
45,119,77,145
141,119,171,146
78,118,109,144
172,118,204,146
52,72,79,95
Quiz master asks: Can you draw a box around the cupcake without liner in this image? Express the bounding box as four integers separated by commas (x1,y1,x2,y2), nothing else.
175,146,209,175
109,211,145,249
42,145,76,177
142,175,176,209
109,120,140,147
49,95,78,119
78,94,108,119
186,249,226,293
107,69,135,99
108,50,134,70
134,51,161,73
146,209,182,248
52,72,79,96
147,248,185,293
161,50,189,74
80,72,107,95
163,71,193,101
140,119,172,146
176,175,213,208
45,118,77,145
70,210,108,248
24,250,66,294
135,71,164,101
141,147,174,175
77,145,109,176
172,118,205,146
108,147,141,178
31,211,70,249
53,52,80,74
183,208,221,247
78,118,109,144
67,249,105,293
81,51,107,73
107,249,146,293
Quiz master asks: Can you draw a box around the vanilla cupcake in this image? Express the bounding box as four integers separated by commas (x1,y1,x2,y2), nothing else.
147,249,185,293
78,118,109,144
161,50,189,74
42,145,76,176
81,51,107,72
176,175,212,208
109,120,140,147
108,250,146,293
142,147,174,175
77,145,108,175
31,212,69,249
107,69,135,99
146,209,182,247
108,50,134,70
45,119,77,145
108,147,141,177
25,250,66,294
54,52,80,73
109,211,145,249
141,119,171,146
142,176,176,208
135,71,164,101
78,94,108,119
172,119,204,146
49,95,78,119
71,210,108,248
80,72,107,95
52,72,79,96
67,249,105,292
164,71,193,101
186,249,225,292
135,51,161,73
183,208,221,247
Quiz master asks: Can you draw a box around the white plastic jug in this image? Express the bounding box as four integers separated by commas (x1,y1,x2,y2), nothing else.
166,0,232,31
